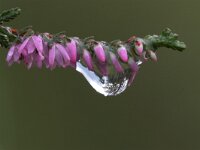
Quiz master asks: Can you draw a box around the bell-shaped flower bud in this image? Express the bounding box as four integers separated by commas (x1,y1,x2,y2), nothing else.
66,39,77,64
83,49,93,71
134,39,143,56
49,43,71,69
110,52,123,73
147,50,157,62
94,43,106,63
117,46,128,62
128,58,139,86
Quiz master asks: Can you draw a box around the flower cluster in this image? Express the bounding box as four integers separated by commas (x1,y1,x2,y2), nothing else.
6,34,150,88
6,33,155,83
6,34,79,70
7,35,44,69
0,7,187,96
82,39,146,75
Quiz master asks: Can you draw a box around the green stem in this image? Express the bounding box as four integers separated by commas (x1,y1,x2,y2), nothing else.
0,7,21,23
143,28,186,52
0,7,186,54
0,7,21,48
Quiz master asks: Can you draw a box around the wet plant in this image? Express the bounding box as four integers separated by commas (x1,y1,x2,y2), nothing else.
0,8,186,96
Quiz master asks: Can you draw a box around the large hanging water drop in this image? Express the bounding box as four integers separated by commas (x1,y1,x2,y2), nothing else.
76,61,142,96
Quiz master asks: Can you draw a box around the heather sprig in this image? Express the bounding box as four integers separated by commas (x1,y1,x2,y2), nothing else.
0,7,186,93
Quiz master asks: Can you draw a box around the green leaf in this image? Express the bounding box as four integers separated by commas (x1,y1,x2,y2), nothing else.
0,7,21,23
145,28,186,52
0,33,9,48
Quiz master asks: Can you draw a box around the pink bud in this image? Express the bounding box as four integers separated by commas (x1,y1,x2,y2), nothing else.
94,43,106,63
18,37,30,54
26,38,35,54
56,44,70,66
49,45,56,67
128,58,139,86
66,39,77,64
147,50,157,62
117,46,128,62
110,52,123,73
135,39,143,55
83,49,93,71
128,58,139,73
32,35,43,53
6,45,15,62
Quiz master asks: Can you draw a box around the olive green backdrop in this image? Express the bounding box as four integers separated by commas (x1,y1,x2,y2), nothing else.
0,0,199,150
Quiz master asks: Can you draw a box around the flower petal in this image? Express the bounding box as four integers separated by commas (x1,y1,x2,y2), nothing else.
13,51,20,62
49,45,56,67
26,39,36,54
56,44,70,66
18,37,30,54
128,58,139,73
94,43,106,63
6,45,15,62
66,39,77,64
147,50,157,62
35,54,43,68
38,52,44,60
110,52,123,73
117,46,128,62
135,39,143,55
32,35,43,53
83,49,93,71
44,58,50,68
55,49,64,67
43,42,49,57
128,58,139,86
24,54,33,69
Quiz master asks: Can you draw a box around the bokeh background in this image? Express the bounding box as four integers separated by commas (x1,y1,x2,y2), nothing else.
0,0,199,150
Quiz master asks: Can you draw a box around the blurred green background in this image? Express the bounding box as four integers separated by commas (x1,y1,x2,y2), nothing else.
0,0,199,150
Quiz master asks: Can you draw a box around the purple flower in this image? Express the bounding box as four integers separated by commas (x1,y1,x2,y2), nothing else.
110,52,123,73
23,53,37,69
66,39,77,65
6,44,21,65
128,58,139,73
117,46,128,62
6,35,45,68
93,43,106,63
83,49,93,71
134,39,143,56
18,35,44,59
18,35,45,68
128,58,139,86
42,41,50,68
49,43,70,69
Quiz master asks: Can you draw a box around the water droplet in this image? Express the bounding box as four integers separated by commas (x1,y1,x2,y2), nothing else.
76,61,142,96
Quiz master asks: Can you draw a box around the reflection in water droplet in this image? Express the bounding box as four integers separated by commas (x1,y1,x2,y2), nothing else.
76,61,142,96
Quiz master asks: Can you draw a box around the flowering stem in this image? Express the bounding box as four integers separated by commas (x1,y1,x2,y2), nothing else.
0,7,186,71
0,7,187,96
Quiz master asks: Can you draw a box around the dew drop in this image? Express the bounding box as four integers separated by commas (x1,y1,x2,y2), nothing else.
76,61,142,96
